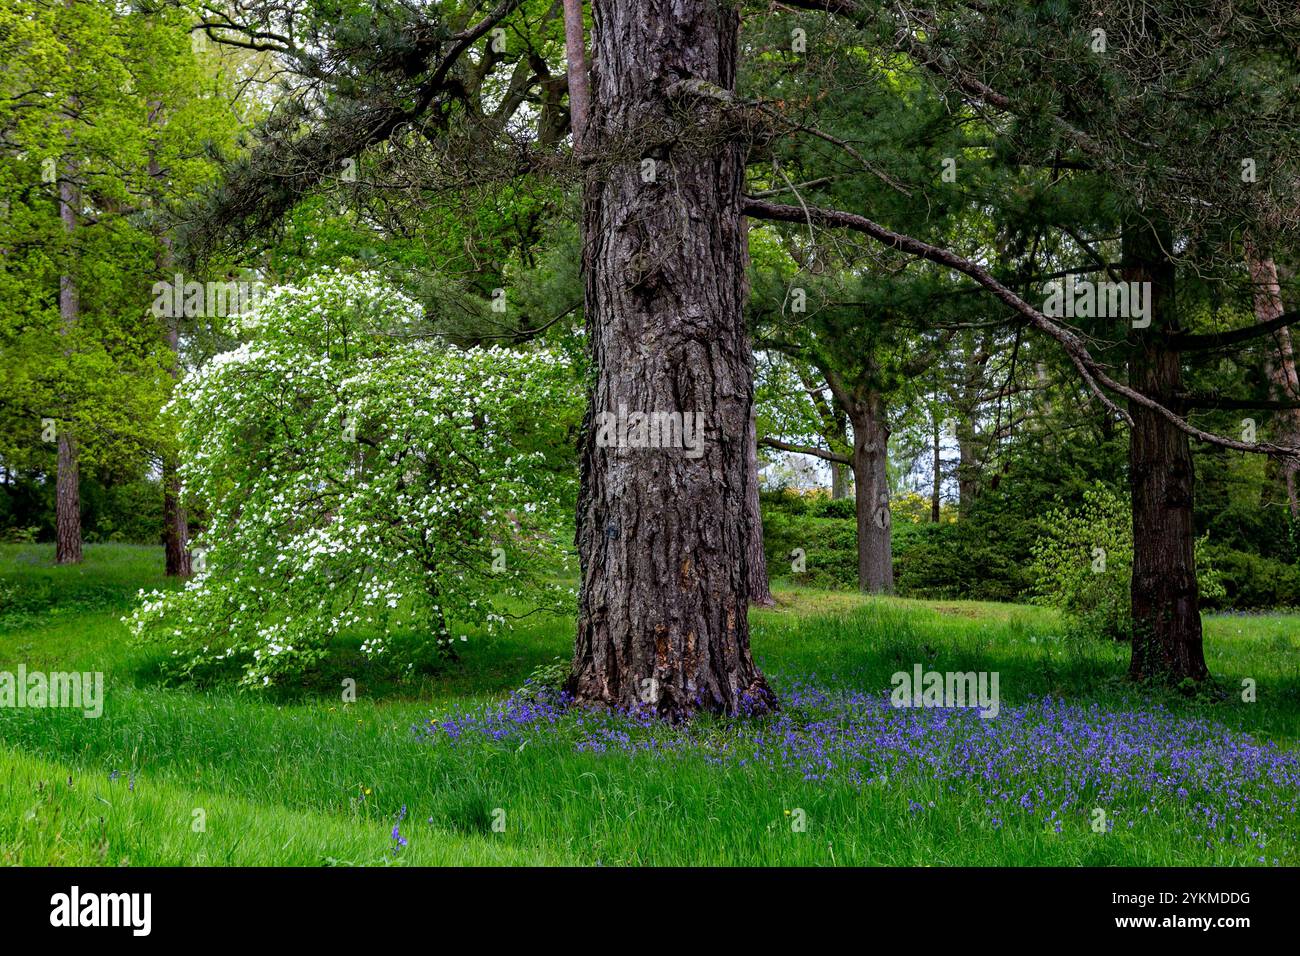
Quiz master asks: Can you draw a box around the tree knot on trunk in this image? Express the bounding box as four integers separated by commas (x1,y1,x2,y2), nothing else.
665,77,734,105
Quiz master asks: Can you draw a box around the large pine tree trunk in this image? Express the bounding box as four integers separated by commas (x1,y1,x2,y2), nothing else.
849,393,893,593
1124,223,1207,683
55,166,81,565
566,0,774,718
1246,251,1300,518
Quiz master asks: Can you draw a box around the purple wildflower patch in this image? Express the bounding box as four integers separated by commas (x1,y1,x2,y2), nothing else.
415,681,1300,855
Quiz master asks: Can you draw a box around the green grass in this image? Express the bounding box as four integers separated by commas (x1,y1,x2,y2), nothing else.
1,543,1297,866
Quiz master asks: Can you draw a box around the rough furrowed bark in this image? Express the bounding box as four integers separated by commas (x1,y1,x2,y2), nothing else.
745,398,775,607
566,0,775,719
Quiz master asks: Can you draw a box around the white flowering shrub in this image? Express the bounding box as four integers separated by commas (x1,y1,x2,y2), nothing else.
129,270,579,687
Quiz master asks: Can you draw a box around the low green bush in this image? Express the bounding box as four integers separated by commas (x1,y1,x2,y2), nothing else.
760,484,1290,612
1204,545,1300,609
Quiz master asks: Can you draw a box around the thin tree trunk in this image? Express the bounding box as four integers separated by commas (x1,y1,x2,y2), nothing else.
561,0,590,149
957,430,978,515
1124,222,1207,683
566,0,774,718
830,407,850,499
163,458,190,576
155,225,191,577
55,161,81,564
745,397,775,607
55,433,81,563
849,393,893,593
1246,250,1300,518
930,404,942,522
162,324,191,577
952,332,993,516
831,461,848,500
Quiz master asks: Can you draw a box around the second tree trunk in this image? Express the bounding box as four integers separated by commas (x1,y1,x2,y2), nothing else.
849,393,893,594
1124,222,1207,683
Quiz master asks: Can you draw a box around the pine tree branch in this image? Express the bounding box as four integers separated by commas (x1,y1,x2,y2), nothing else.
1167,311,1300,353
743,196,1300,462
759,436,852,464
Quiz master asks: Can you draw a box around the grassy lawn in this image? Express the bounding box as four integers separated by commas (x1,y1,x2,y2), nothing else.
1,543,1297,866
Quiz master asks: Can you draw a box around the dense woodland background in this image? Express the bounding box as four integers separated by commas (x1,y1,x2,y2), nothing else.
3,0,1300,708
4,1,1300,870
